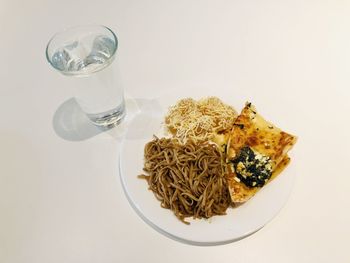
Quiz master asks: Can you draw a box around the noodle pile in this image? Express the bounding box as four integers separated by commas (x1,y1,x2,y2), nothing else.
165,97,237,143
139,137,231,224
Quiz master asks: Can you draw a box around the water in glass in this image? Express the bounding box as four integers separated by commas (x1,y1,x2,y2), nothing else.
47,27,125,127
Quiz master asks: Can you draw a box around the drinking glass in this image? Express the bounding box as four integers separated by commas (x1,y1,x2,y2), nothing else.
46,25,126,127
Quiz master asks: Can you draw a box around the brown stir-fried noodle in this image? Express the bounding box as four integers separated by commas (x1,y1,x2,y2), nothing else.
139,137,231,224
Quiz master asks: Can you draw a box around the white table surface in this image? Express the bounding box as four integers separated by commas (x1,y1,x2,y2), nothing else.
1,0,350,262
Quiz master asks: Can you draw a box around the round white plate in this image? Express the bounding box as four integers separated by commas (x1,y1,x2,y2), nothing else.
119,89,296,245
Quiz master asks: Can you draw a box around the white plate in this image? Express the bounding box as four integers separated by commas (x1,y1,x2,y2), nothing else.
119,90,296,245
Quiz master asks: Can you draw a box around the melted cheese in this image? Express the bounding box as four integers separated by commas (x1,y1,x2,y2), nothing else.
226,102,297,203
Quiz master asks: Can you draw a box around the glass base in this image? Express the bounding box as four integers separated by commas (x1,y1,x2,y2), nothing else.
86,105,126,128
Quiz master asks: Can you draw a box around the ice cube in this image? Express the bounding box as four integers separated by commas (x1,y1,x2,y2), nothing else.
90,35,116,60
51,48,71,71
65,41,78,50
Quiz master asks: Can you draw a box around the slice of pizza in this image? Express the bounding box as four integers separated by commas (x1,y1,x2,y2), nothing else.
225,102,297,203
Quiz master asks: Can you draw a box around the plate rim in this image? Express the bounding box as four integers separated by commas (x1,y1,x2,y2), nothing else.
118,94,296,246
119,155,269,246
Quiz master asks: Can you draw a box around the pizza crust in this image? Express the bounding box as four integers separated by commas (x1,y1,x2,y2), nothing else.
225,102,297,203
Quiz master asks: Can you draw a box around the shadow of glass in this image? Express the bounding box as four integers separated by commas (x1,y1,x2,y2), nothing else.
123,98,163,140
52,98,104,141
52,97,163,141
52,98,141,141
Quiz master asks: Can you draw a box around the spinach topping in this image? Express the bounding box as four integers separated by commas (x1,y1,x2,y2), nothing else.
232,146,272,188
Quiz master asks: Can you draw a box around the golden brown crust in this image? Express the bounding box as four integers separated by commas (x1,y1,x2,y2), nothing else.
226,155,291,203
226,103,297,203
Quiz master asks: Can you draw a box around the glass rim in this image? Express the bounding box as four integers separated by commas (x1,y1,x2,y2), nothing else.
45,25,118,76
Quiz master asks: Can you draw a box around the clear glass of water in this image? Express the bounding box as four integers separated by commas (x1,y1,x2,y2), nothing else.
46,25,126,127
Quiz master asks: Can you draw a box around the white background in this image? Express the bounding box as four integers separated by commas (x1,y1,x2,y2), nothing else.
1,0,350,262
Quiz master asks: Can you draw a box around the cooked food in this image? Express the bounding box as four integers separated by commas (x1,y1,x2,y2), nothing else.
225,102,297,203
165,97,237,143
139,98,297,224
139,137,231,224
